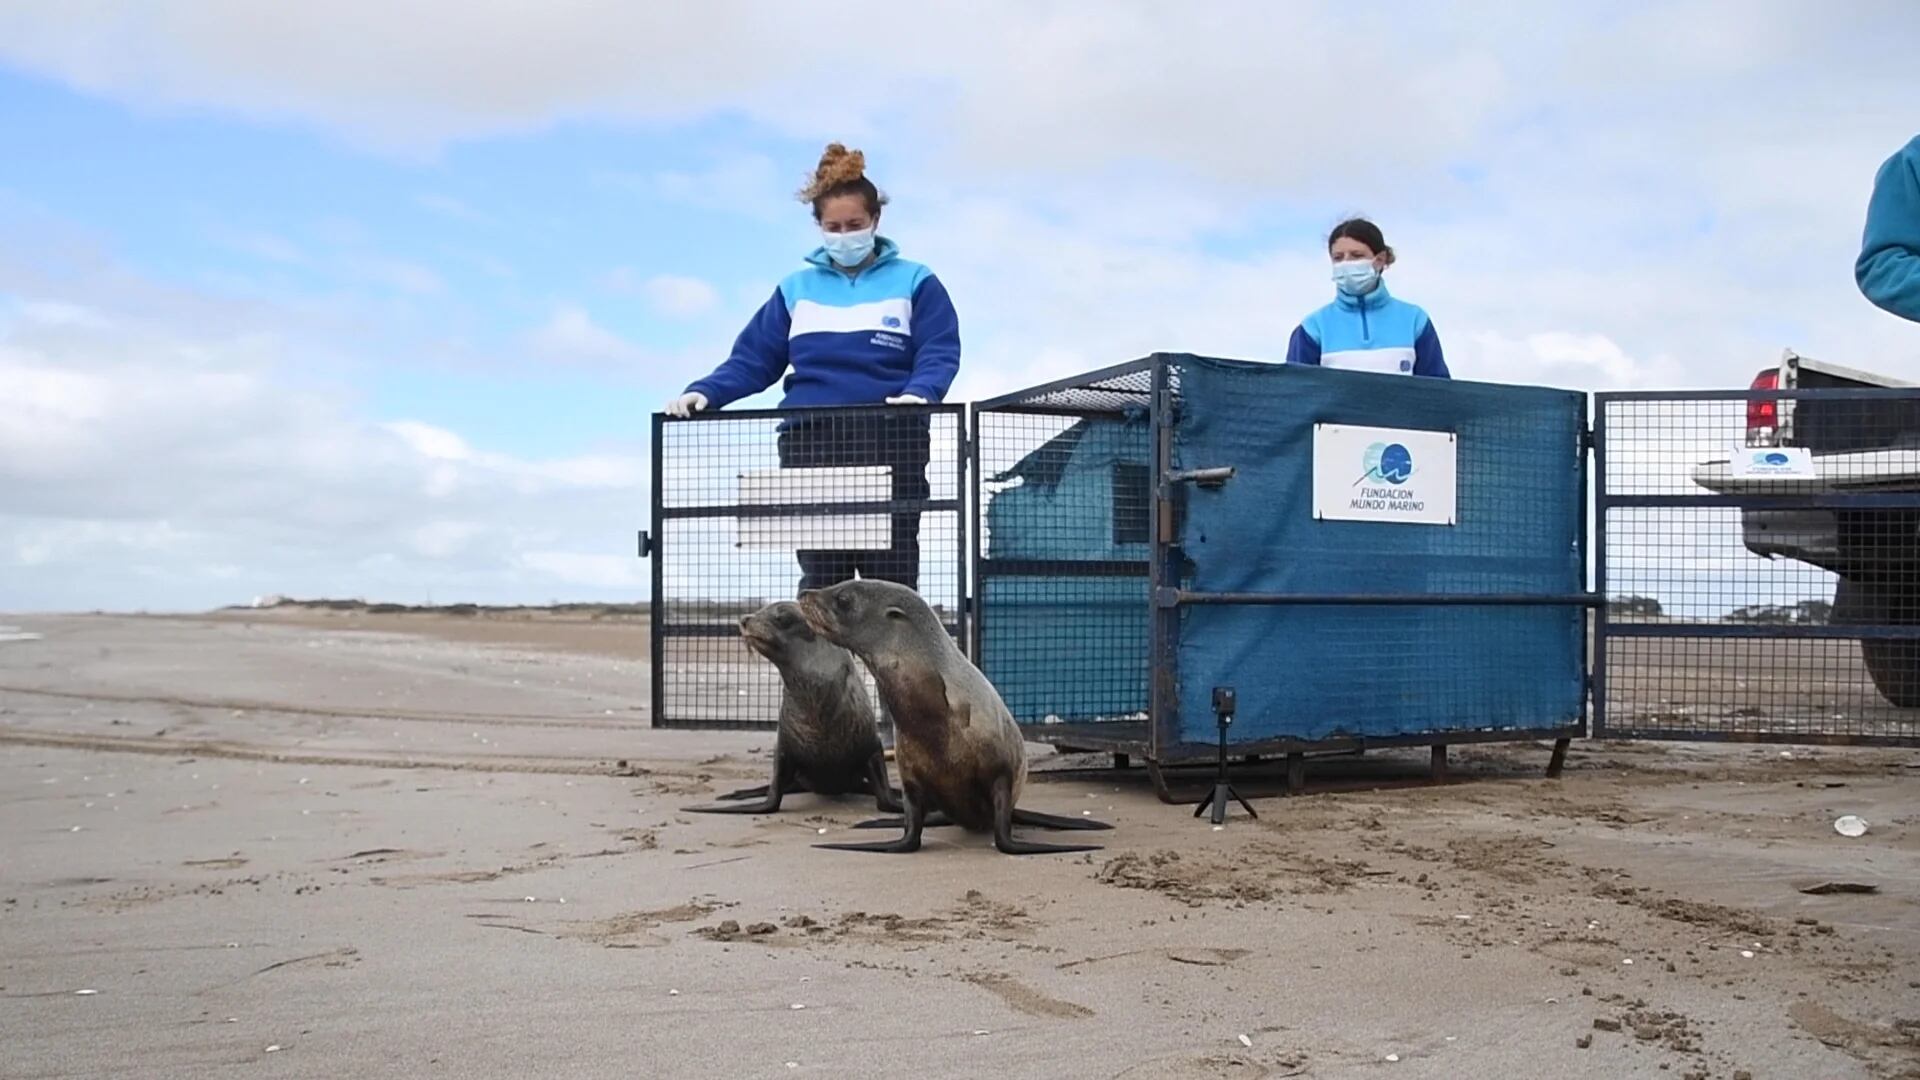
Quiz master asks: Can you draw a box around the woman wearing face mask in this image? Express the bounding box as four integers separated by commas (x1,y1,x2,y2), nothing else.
1285,218,1448,378
664,143,961,594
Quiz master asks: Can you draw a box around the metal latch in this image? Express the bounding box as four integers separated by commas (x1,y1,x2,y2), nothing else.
1167,466,1235,489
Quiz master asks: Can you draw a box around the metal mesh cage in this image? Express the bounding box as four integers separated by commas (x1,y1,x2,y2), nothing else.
651,405,965,729
1596,389,1920,744
969,355,1593,760
974,360,1161,414
645,369,1920,748
972,362,1156,742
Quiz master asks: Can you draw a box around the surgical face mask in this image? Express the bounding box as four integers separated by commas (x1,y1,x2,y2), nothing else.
822,227,876,268
1332,259,1380,296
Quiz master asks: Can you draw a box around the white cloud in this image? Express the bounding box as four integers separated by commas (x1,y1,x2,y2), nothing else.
635,274,718,319
527,303,637,362
518,550,645,590
382,420,471,461
0,298,649,612
409,520,483,558
1464,331,1662,391
0,2,845,151
4,1,1919,615
612,153,788,220
519,454,646,489
0,6,1471,165
4,4,1910,183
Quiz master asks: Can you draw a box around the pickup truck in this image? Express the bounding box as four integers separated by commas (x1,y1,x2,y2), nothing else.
1690,350,1920,706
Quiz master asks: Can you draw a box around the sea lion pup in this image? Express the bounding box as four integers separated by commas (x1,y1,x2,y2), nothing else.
798,579,1109,855
683,601,900,815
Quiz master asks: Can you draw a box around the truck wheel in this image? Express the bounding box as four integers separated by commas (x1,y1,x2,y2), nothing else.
1832,578,1920,708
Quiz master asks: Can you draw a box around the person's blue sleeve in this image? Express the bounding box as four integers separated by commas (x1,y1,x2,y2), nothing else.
1412,319,1450,378
685,287,791,407
1856,136,1920,323
1284,325,1321,366
902,275,961,401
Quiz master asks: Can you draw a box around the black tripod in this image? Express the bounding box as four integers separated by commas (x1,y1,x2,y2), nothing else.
1193,686,1257,825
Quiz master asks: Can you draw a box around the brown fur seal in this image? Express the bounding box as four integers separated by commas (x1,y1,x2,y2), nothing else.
684,601,900,815
798,579,1109,855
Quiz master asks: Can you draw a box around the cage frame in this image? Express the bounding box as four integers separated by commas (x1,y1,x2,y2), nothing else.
640,366,1920,765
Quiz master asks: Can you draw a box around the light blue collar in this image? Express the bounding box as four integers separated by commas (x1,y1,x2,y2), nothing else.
1333,276,1392,312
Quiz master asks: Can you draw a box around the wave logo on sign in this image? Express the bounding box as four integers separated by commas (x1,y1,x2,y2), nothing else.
1357,442,1414,487
1745,450,1806,476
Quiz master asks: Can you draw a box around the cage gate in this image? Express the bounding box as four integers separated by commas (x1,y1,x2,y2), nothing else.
1594,387,1920,746
647,404,967,730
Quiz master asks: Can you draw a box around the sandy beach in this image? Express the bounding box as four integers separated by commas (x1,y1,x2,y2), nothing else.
2,609,1916,1079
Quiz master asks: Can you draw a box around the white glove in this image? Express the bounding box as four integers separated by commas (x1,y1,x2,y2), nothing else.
665,391,708,418
885,393,928,405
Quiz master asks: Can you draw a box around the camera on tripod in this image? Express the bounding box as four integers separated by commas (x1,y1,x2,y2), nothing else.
1194,685,1256,825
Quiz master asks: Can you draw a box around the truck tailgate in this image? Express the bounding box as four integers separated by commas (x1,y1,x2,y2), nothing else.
1691,449,1920,494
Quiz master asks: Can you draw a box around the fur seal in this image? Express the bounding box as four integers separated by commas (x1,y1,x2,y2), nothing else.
797,579,1110,855
684,601,900,815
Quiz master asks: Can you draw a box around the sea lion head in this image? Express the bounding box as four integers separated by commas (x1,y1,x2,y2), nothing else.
737,601,834,667
798,579,932,658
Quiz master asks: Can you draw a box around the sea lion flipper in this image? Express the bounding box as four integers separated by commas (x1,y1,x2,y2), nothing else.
813,838,921,852
865,751,904,813
684,796,787,814
715,775,813,800
850,812,954,829
713,784,770,802
684,749,790,815
815,789,928,854
991,776,1101,856
1009,808,1113,831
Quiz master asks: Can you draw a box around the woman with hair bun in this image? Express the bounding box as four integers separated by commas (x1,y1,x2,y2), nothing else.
1285,217,1449,378
666,143,962,595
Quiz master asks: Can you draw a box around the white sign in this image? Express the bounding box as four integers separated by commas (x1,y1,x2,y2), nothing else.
1311,424,1458,526
1729,446,1817,479
736,466,893,551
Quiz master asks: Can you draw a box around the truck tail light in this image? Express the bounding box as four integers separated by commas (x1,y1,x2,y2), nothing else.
1746,368,1780,446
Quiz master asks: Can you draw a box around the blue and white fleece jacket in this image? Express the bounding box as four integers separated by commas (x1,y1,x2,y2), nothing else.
686,238,962,408
1284,280,1449,378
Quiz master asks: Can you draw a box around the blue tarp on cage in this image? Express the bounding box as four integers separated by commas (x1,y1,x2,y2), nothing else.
981,414,1151,723
979,576,1149,722
1170,357,1585,746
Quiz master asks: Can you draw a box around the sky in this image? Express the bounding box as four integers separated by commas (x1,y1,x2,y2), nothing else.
1,1,1918,613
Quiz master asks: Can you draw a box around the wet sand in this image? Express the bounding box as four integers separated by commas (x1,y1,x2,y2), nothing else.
1,611,1917,1079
